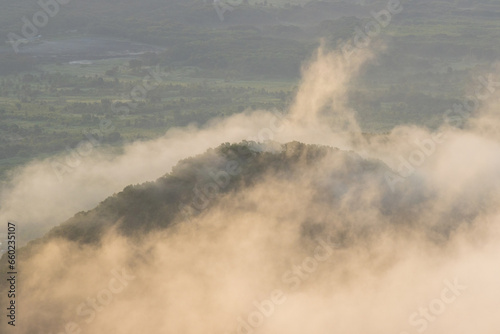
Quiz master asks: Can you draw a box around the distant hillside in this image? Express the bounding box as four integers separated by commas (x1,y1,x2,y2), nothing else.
2,0,500,78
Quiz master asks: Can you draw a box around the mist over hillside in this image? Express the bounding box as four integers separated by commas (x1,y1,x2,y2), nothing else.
4,136,500,333
1,0,500,332
1,41,500,333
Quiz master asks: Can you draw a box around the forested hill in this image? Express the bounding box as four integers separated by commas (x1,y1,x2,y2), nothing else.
0,140,493,333
16,141,387,250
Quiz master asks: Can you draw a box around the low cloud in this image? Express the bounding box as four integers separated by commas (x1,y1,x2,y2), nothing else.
1,45,500,334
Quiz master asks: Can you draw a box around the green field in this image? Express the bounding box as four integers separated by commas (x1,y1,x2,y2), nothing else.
1,0,499,179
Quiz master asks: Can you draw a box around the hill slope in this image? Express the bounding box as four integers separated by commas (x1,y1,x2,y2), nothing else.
0,140,497,333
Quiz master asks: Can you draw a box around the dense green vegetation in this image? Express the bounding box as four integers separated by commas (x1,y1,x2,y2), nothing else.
0,63,297,178
1,0,499,178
